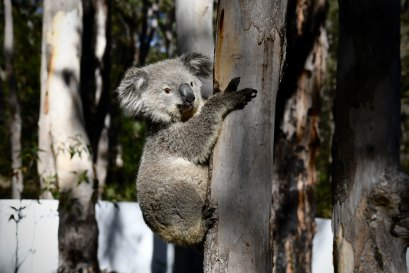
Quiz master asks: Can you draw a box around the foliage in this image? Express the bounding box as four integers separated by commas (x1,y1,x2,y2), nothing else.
0,1,42,199
103,117,145,202
314,0,338,218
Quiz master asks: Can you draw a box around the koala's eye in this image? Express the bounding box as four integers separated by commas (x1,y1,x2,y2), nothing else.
190,81,194,87
163,87,171,94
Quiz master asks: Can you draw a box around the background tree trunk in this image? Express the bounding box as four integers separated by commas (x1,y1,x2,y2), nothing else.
176,0,214,98
38,0,56,199
203,1,288,272
93,0,110,198
271,0,327,272
80,0,111,198
332,0,409,272
40,0,99,271
175,0,213,57
4,0,23,199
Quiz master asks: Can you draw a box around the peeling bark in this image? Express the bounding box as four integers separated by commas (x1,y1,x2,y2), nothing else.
332,0,408,272
203,1,288,272
4,0,23,199
271,0,327,272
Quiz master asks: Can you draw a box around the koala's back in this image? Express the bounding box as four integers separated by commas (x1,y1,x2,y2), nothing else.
136,135,209,246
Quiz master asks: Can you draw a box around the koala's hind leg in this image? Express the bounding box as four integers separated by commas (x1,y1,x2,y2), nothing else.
148,182,209,246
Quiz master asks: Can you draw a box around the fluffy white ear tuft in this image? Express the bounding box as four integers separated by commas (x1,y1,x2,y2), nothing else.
135,77,146,89
180,52,213,78
116,68,148,116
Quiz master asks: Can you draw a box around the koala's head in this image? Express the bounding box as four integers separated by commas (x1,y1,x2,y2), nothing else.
116,52,212,123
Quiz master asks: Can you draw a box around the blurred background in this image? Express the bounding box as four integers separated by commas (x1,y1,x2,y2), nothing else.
0,0,408,272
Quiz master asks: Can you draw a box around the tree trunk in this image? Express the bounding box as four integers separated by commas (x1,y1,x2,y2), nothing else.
40,1,99,271
38,0,56,199
203,1,288,273
93,0,110,197
271,0,327,272
175,0,214,99
175,0,214,57
80,0,111,197
4,0,23,199
332,0,409,272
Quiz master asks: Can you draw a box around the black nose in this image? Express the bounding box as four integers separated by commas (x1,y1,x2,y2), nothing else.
178,83,195,104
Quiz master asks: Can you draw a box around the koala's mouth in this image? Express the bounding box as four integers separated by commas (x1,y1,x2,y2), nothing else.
178,104,195,121
179,104,194,113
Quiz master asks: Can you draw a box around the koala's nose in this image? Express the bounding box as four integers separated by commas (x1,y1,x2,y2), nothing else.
178,83,195,104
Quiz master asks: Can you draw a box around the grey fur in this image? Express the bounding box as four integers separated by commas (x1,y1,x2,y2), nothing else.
116,53,257,246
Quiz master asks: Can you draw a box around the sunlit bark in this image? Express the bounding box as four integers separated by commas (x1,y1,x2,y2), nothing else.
204,1,288,272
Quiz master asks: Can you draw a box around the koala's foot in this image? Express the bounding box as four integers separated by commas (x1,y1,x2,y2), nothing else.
203,205,217,229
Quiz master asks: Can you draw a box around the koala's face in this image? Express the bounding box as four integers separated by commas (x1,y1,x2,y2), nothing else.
117,53,212,123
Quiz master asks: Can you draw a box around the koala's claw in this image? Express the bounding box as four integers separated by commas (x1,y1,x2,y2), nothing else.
240,88,258,101
229,88,257,110
225,77,241,93
203,205,217,228
203,206,216,218
205,216,217,229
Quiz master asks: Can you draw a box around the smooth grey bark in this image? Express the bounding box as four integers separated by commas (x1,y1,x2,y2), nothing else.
332,0,408,272
175,0,214,57
175,0,214,98
271,0,327,272
203,1,288,272
4,0,23,199
40,1,99,272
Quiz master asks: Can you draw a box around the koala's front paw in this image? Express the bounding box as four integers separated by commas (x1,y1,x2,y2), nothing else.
230,88,257,109
214,77,241,94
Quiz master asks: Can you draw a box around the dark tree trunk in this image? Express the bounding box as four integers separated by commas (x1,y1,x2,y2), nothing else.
93,0,111,197
332,0,409,272
80,0,111,196
203,1,288,272
271,0,327,272
80,0,97,143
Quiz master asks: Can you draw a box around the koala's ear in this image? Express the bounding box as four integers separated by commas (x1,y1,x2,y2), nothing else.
180,52,213,78
116,68,148,115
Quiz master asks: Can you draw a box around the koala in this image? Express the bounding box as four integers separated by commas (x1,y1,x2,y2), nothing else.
116,52,257,246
